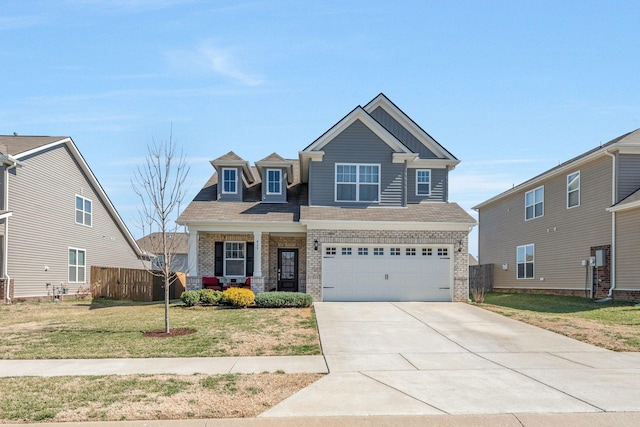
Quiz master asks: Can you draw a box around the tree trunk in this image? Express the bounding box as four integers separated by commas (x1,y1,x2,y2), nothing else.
164,274,170,333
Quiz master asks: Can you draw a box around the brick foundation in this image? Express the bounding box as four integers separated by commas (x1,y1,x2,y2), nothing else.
493,287,640,302
0,278,14,303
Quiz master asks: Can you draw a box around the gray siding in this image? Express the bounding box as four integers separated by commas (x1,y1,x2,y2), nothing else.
614,208,640,291
478,156,612,291
216,167,243,202
308,120,405,207
617,154,640,202
261,167,287,203
369,106,438,158
407,168,448,203
8,145,142,298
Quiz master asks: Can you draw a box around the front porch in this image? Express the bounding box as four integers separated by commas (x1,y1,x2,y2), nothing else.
186,231,307,295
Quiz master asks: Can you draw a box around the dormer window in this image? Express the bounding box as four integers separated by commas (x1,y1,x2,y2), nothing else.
266,169,282,195
222,168,237,194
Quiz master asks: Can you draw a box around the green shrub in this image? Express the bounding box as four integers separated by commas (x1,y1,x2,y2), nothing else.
180,290,200,307
255,292,313,308
222,288,255,307
199,289,222,304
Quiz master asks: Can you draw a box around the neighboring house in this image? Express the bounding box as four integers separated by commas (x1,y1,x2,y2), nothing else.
178,94,476,302
474,129,640,301
137,232,189,272
0,136,145,302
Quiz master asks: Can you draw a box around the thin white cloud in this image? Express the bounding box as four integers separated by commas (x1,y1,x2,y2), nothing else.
166,41,265,86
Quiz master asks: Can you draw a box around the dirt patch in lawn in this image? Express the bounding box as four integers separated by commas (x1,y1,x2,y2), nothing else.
481,305,640,352
0,373,323,423
142,328,197,338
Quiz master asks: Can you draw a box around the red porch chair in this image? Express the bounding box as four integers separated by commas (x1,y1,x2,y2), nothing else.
202,277,222,291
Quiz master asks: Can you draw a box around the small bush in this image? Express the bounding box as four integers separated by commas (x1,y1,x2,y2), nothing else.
222,288,255,307
200,289,222,304
180,290,200,307
255,292,313,308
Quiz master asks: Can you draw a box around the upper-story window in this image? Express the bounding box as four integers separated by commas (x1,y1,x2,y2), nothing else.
567,171,580,208
416,169,431,196
525,186,544,220
516,244,534,279
222,168,237,194
75,195,92,227
266,169,282,195
335,164,380,202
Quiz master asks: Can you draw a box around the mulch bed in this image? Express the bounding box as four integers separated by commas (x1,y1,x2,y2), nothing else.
142,328,197,338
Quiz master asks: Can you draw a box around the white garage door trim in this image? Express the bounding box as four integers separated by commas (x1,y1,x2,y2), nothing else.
321,244,454,302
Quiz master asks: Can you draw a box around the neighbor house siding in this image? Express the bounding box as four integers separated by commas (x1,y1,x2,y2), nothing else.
8,145,142,298
308,119,405,207
478,156,612,291
407,168,448,203
614,208,640,291
368,106,438,158
617,154,640,202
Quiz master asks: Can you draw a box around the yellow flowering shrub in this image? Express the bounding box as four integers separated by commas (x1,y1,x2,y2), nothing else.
222,287,255,307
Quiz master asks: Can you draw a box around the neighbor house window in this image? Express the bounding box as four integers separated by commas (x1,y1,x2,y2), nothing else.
525,186,544,220
567,171,580,208
75,195,92,226
222,168,237,194
416,169,431,196
266,169,282,195
335,164,380,202
517,244,534,279
68,248,86,283
224,242,245,276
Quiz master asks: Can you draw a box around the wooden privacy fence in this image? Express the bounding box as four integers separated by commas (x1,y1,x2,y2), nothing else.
91,266,186,301
469,264,494,292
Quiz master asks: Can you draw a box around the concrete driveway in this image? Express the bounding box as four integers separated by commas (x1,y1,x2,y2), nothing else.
261,302,640,417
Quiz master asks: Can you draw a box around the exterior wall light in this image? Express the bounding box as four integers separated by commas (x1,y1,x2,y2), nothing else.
313,239,319,251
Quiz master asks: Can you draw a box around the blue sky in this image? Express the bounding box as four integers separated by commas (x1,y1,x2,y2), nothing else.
2,0,640,256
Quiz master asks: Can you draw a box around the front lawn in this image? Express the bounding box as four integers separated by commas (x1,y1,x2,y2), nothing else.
478,292,640,351
0,299,321,359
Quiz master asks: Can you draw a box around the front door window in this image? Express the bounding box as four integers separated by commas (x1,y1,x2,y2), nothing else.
277,249,298,292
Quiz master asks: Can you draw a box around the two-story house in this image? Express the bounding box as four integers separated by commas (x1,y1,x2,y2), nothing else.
474,129,640,301
178,94,476,302
0,136,145,302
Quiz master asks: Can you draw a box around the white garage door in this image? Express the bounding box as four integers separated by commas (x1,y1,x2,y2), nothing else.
322,245,453,302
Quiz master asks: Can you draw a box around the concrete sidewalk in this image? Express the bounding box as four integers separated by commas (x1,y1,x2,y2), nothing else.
3,413,640,427
0,355,328,377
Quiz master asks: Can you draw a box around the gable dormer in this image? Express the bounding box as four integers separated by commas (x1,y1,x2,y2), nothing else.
256,153,294,204
211,151,255,202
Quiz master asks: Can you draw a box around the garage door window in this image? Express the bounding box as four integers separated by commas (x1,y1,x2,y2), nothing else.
438,248,448,256
423,248,432,256
358,247,369,255
374,247,384,255
390,248,400,256
325,247,336,255
341,247,352,255
406,248,416,256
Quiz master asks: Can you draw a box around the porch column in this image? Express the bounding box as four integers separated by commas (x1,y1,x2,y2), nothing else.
252,230,265,293
185,231,200,291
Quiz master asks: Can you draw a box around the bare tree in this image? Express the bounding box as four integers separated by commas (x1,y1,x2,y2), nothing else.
132,130,189,333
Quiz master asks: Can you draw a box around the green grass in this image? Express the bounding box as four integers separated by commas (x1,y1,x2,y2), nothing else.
0,299,321,359
480,292,640,351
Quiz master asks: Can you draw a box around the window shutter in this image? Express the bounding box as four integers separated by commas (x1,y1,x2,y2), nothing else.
246,242,254,276
214,242,224,276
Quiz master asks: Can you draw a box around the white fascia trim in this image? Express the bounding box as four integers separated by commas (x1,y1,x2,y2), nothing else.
300,219,475,231
14,137,144,257
473,148,609,210
303,107,411,154
607,199,640,212
392,153,419,163
211,159,255,184
611,144,640,155
298,151,325,183
0,154,23,167
364,94,456,160
0,211,12,220
406,158,460,169
181,221,306,234
256,161,294,184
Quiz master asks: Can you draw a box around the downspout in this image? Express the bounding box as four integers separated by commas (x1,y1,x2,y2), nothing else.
3,160,18,303
599,149,616,301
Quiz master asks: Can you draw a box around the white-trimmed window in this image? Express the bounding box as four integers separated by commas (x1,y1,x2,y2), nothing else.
517,244,534,279
416,169,431,196
567,171,580,208
222,168,238,194
266,169,282,195
224,242,245,276
335,164,380,202
75,195,92,226
68,248,86,283
525,186,544,220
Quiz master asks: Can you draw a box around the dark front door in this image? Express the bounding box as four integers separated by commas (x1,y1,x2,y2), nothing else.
277,249,298,292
